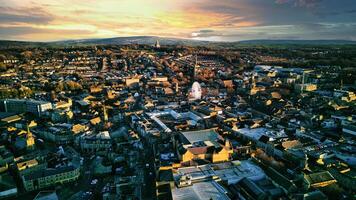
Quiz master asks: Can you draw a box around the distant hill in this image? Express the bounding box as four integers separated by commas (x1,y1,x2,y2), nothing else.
238,39,356,45
1,36,356,49
0,40,47,49
52,36,209,46
0,36,209,49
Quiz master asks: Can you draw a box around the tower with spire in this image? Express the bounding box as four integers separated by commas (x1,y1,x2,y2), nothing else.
193,55,199,80
103,104,108,122
154,40,160,48
26,124,35,150
252,73,256,88
175,82,179,93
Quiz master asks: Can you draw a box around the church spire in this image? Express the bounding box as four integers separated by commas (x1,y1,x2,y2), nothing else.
193,55,199,80
26,123,35,149
103,104,108,122
154,40,160,48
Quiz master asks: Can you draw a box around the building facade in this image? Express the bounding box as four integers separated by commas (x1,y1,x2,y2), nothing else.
22,166,80,191
1,99,52,116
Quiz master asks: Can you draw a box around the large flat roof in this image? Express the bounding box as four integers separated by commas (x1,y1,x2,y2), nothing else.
172,181,229,200
175,161,265,186
181,129,220,144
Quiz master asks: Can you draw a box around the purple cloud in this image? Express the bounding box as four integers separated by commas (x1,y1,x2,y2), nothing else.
275,0,323,8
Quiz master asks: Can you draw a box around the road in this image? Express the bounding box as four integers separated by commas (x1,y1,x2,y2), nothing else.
65,157,94,200
141,139,157,200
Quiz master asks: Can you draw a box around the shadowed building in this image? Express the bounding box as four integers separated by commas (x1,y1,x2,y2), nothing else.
176,129,233,164
22,166,80,191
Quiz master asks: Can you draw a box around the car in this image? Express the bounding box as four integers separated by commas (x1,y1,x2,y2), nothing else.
91,179,98,185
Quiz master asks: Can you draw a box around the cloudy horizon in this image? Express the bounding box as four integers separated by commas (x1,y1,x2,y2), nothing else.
1,0,356,42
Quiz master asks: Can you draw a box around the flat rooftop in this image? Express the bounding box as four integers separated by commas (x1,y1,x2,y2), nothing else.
181,129,221,144
175,161,265,186
172,181,229,200
237,128,287,141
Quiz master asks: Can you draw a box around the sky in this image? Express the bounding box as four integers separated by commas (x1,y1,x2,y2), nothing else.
0,0,356,41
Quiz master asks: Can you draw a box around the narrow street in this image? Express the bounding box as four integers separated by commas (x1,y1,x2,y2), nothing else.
141,140,157,200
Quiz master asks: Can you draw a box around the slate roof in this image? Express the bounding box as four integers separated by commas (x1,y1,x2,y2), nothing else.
23,166,77,181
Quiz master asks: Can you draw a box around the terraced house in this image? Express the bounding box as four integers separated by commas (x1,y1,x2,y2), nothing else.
22,166,80,191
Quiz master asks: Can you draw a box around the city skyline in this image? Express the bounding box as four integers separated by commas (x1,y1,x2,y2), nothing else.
0,2,355,198
1,0,356,42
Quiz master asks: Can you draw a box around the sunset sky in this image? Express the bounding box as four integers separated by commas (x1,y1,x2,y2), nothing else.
1,0,356,41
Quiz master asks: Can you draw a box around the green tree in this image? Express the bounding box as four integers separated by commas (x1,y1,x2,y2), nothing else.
0,63,6,72
55,82,65,92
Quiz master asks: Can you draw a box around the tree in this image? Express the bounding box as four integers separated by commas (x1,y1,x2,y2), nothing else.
0,63,6,72
21,50,33,61
65,81,82,91
55,82,64,92
19,86,33,98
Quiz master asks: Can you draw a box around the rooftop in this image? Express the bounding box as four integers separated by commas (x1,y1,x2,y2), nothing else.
175,160,265,186
172,181,229,200
181,129,221,144
23,165,77,181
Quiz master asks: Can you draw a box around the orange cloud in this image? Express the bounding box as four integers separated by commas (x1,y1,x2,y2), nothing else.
2,0,353,41
0,0,262,41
